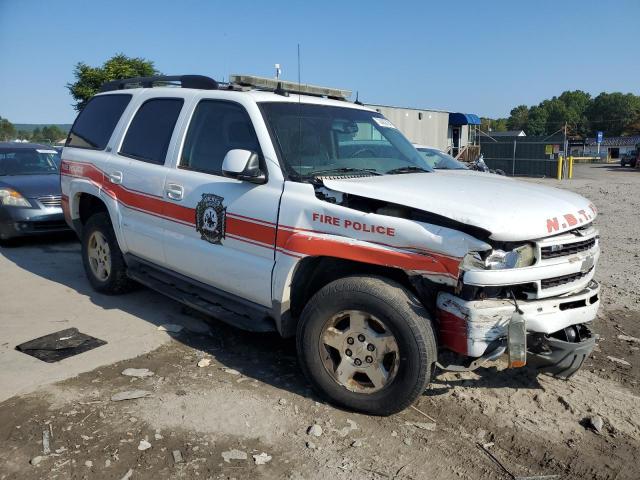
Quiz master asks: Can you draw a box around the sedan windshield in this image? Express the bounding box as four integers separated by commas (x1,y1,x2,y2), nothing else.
0,149,59,176
260,103,432,179
416,147,468,170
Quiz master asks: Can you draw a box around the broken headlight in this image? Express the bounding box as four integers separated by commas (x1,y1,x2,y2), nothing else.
463,244,535,270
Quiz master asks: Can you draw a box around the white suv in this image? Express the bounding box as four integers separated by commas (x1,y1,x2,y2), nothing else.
61,74,600,415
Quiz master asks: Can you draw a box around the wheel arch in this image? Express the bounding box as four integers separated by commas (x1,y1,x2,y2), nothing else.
68,187,127,252
277,255,419,337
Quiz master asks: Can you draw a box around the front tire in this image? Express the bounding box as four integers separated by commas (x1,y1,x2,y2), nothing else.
81,212,133,294
296,275,437,415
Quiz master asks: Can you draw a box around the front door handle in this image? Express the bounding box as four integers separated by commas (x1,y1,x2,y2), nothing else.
166,183,184,201
108,171,123,184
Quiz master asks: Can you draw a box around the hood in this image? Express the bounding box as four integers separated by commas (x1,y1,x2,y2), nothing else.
0,174,61,199
322,171,596,242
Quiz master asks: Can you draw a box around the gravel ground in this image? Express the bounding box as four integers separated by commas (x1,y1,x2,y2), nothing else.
0,164,638,480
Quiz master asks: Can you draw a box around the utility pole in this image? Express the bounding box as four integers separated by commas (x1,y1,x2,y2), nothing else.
563,122,568,179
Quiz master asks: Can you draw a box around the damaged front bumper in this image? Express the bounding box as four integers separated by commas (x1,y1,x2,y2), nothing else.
436,281,600,377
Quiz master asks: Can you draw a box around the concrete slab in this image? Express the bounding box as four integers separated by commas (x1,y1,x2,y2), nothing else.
0,237,211,402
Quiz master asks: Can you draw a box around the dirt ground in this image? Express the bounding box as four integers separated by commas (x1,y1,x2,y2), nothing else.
1,164,639,480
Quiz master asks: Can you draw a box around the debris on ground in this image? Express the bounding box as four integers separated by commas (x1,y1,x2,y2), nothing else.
351,440,363,447
589,415,605,434
111,390,152,401
253,452,272,465
172,449,184,464
42,429,50,455
120,469,134,480
335,419,358,437
30,456,43,466
222,449,248,462
307,424,323,437
197,358,211,368
607,356,631,366
405,421,437,431
410,404,437,423
158,324,183,333
121,368,154,377
84,460,93,468
222,367,241,375
306,441,316,449
617,334,640,344
138,439,152,451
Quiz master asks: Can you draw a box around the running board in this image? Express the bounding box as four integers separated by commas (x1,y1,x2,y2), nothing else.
125,255,275,333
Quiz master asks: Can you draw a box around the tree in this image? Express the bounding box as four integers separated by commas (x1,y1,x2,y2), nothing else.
506,105,528,131
67,53,160,111
480,117,508,132
586,92,640,137
526,105,548,136
0,116,17,141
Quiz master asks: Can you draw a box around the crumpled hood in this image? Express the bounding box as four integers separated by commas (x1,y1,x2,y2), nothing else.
322,171,596,242
0,174,61,199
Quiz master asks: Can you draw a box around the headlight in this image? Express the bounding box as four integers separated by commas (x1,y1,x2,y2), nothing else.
0,188,32,207
463,244,535,270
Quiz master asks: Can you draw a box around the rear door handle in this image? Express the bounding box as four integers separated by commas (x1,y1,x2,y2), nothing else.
108,171,123,184
166,183,184,201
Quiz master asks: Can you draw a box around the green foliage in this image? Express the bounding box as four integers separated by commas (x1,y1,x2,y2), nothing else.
506,105,528,131
586,93,640,137
501,89,639,137
481,117,508,132
0,116,68,143
67,53,160,111
31,125,67,143
0,116,17,141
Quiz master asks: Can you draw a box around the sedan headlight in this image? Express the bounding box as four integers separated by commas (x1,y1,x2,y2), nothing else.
463,244,535,270
0,188,32,207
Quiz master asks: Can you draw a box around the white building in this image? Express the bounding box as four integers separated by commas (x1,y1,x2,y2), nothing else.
364,104,480,158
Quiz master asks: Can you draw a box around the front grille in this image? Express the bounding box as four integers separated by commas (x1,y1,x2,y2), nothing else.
540,237,596,259
38,195,62,208
541,267,594,289
31,220,68,231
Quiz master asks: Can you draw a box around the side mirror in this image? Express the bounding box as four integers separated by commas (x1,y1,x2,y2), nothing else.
222,149,266,184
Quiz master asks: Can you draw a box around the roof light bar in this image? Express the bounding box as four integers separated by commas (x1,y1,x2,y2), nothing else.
229,74,351,100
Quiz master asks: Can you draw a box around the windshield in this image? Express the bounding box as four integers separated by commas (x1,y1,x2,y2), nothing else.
416,147,468,170
0,148,60,176
260,103,432,179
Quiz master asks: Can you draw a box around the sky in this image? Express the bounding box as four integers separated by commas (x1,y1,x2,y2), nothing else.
1,0,639,123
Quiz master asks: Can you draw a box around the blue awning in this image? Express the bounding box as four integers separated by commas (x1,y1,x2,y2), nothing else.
449,113,481,125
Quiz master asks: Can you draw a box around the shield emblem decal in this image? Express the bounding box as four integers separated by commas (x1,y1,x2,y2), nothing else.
195,193,226,244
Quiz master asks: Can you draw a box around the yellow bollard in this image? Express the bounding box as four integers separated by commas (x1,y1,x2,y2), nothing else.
568,156,574,179
557,155,564,180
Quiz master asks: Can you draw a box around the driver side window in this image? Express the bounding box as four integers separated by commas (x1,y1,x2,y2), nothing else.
180,100,261,176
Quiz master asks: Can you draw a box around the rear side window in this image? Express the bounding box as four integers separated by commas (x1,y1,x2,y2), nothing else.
120,98,184,164
180,100,261,176
67,94,132,150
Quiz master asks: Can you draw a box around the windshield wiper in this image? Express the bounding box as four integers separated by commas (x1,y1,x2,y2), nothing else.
311,167,381,177
386,166,430,175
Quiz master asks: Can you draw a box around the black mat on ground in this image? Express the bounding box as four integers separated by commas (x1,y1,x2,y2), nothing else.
15,327,107,363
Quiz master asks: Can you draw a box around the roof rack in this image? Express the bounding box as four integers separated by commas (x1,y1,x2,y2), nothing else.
229,74,351,100
99,75,219,92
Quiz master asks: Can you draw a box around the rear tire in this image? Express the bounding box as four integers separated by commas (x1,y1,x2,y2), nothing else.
81,212,134,294
296,275,437,415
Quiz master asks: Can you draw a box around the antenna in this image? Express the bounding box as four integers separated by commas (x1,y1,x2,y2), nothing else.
297,44,302,176
274,63,281,80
